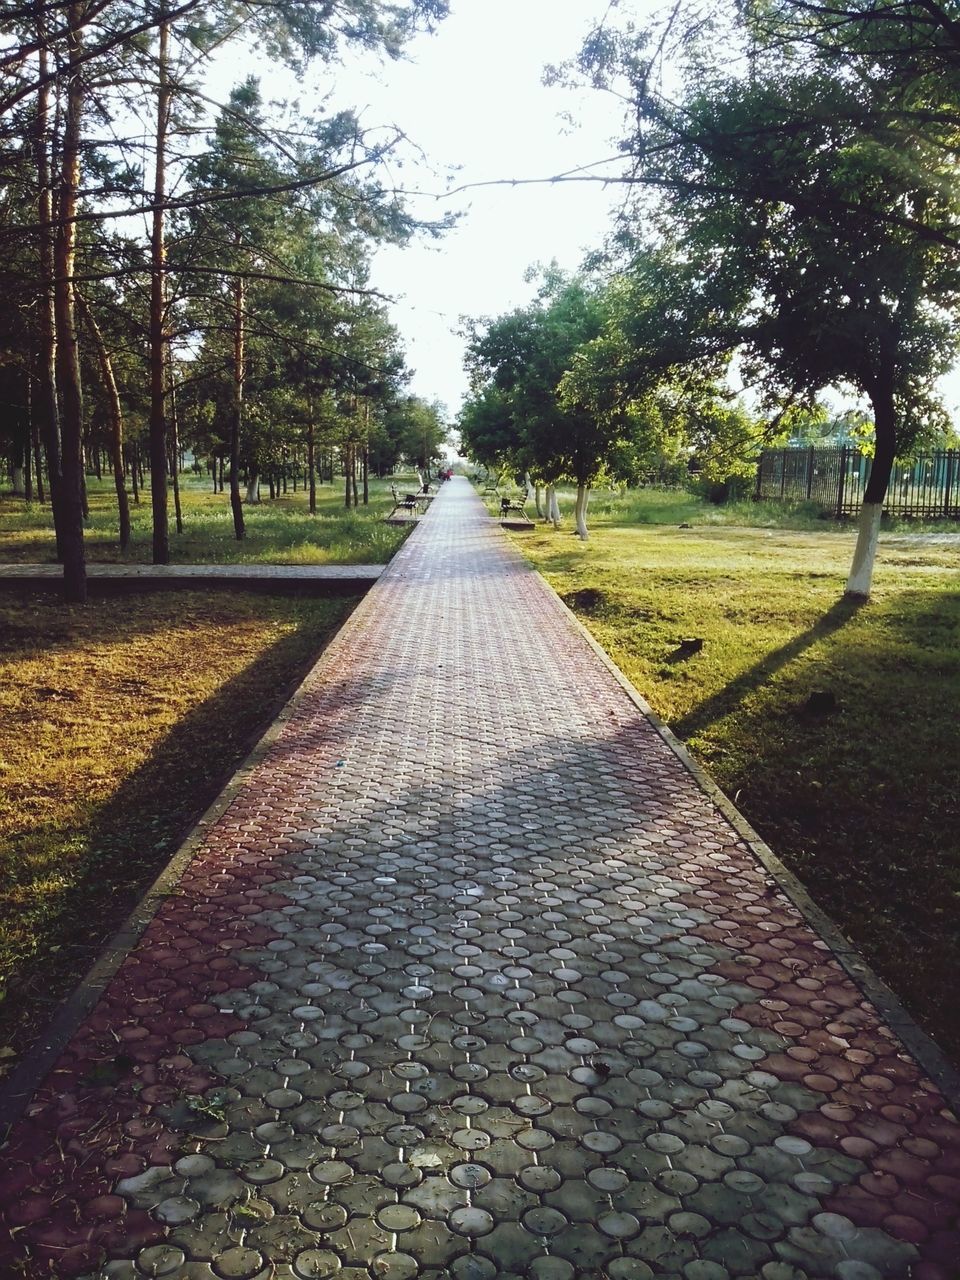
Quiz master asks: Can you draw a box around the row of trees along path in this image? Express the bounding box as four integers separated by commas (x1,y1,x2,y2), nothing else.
0,0,450,601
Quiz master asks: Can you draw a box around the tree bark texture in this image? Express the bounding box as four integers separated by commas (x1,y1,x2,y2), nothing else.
846,376,896,598
574,483,590,540
230,275,245,540
78,296,130,549
53,3,87,602
33,24,61,546
148,15,171,564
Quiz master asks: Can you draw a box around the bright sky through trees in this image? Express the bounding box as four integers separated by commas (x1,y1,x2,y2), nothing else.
320,0,631,413
206,0,960,419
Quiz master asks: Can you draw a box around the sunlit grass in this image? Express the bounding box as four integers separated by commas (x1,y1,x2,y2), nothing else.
0,590,355,1056
510,501,960,1060
0,472,420,565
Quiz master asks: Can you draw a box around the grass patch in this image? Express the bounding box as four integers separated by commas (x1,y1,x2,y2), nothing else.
0,472,419,565
0,589,355,1059
511,510,960,1061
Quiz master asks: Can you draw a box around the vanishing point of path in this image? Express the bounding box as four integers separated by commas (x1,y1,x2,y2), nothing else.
2,477,959,1280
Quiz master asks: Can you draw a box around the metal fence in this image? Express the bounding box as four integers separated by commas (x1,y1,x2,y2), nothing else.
755,446,960,518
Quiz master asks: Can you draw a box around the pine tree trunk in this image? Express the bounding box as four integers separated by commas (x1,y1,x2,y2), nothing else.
230,276,246,540
33,24,62,550
362,402,370,505
168,350,183,535
53,2,87,603
130,441,140,504
148,14,171,564
308,415,316,514
344,442,351,509
77,296,130,550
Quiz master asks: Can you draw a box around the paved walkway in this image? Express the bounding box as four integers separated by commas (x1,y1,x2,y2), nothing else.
2,478,958,1280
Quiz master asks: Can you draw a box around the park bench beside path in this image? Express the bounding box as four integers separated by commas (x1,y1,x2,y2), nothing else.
1,476,958,1278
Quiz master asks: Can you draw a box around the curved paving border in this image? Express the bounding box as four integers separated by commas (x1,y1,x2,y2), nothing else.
0,478,958,1280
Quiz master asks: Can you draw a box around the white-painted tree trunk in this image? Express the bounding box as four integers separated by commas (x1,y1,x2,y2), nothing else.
845,501,882,599
548,486,561,528
534,484,543,518
575,484,590,540
12,465,25,496
245,473,260,503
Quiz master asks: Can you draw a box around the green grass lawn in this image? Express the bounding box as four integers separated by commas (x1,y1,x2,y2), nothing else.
508,493,960,1061
0,590,357,1060
0,471,420,565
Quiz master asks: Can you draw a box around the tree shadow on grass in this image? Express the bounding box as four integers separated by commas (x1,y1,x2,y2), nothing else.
673,596,865,741
0,595,368,1054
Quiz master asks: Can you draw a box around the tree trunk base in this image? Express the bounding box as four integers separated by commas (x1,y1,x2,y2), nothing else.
845,501,882,599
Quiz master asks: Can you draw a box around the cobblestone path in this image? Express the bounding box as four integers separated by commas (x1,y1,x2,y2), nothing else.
2,478,959,1280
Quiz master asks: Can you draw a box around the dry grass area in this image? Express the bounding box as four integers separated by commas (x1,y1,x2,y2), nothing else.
0,589,354,1059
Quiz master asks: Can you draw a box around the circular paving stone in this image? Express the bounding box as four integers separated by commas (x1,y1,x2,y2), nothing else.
311,1160,353,1185
812,1212,856,1240
154,1196,200,1224
393,1062,429,1081
292,1251,341,1279
370,1252,418,1280
522,1207,568,1237
386,1125,425,1147
452,1128,491,1151
529,1259,575,1280
515,1094,552,1117
241,1160,285,1187
518,1165,562,1193
174,1155,215,1177
835,1265,883,1280
450,1256,497,1280
302,1202,349,1231
669,1212,712,1239
382,1162,423,1189
450,1162,491,1189
606,1260,654,1279
581,1131,621,1154
321,1124,361,1147
774,1135,812,1157
598,1211,641,1240
724,1170,764,1194
587,1167,629,1193
710,1134,750,1158
390,1092,429,1116
683,1264,730,1280
517,1129,555,1151
377,1204,421,1232
214,1247,266,1279
646,1133,684,1154
449,1207,495,1237
137,1245,187,1277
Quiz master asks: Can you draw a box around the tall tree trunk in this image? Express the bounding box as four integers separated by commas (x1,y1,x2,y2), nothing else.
574,483,590,541
846,377,896,599
148,14,171,564
77,295,130,550
307,411,316,514
230,276,245,540
362,400,370,505
53,2,87,603
33,21,62,550
167,349,183,535
29,370,44,503
130,441,140,504
351,445,359,508
344,441,351,509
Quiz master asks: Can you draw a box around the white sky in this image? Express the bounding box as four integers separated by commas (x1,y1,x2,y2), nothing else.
313,0,632,417
211,0,960,424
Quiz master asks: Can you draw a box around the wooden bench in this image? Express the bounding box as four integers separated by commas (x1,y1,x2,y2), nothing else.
500,494,528,520
388,485,419,518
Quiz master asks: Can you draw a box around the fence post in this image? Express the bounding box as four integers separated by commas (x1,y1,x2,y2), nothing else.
836,445,847,519
945,449,956,518
806,445,815,500
754,457,763,501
